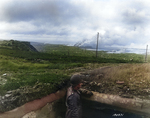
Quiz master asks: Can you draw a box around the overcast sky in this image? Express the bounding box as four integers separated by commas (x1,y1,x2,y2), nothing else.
0,0,150,48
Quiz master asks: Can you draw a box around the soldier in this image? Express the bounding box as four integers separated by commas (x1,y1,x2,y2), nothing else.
66,74,83,118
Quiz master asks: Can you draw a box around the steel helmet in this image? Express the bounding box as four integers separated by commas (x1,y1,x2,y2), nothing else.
70,74,82,86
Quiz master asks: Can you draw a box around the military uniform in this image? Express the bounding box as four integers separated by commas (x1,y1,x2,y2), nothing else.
66,86,82,118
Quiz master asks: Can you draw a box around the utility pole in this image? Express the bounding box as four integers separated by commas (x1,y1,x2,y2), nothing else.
96,32,99,58
145,45,148,62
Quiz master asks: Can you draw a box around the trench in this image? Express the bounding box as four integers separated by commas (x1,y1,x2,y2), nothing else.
82,99,142,118
0,89,148,118
46,97,143,118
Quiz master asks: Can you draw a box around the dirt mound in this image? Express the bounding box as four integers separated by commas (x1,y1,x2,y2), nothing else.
80,65,150,100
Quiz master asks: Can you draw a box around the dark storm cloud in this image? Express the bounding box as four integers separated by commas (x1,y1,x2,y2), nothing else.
1,0,88,26
2,1,58,22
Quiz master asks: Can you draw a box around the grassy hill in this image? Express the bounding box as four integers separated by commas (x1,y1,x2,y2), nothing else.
0,40,146,94
32,43,145,63
0,40,149,112
0,40,38,52
0,40,146,95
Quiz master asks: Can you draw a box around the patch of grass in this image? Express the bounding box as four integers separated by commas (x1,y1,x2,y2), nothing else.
0,40,147,96
99,63,150,89
0,45,145,64
84,63,150,98
1,73,69,91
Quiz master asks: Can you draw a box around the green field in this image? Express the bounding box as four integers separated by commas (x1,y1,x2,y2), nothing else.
0,40,147,95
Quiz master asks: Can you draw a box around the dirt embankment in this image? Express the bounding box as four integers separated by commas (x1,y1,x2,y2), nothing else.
0,81,68,113
80,64,150,100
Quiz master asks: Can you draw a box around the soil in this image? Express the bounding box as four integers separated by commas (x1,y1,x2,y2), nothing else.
79,66,150,100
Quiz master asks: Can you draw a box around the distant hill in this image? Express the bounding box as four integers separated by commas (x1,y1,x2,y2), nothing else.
30,42,45,52
31,42,71,53
0,40,38,52
31,42,90,56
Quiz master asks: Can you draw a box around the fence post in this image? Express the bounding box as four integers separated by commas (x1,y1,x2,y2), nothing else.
96,32,99,58
145,45,148,62
68,49,69,56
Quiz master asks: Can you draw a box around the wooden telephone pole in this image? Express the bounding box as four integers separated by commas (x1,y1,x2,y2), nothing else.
96,32,99,58
145,45,148,62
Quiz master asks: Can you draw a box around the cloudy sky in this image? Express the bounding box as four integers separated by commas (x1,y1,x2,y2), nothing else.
0,0,150,49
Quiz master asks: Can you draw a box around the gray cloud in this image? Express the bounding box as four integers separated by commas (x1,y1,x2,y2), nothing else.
121,1,150,27
1,0,60,22
122,9,148,26
0,0,93,40
1,0,88,26
0,0,150,49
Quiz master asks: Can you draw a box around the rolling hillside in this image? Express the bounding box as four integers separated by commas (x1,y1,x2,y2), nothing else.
0,39,148,113
0,40,38,52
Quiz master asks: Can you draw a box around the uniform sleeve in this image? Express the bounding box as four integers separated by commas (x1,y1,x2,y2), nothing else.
67,94,79,118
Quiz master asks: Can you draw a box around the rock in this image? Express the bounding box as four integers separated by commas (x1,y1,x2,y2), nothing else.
97,83,101,87
97,74,103,79
7,91,13,94
116,81,124,84
82,81,89,86
2,73,7,76
5,94,12,98
89,81,97,86
2,96,5,100
85,74,90,77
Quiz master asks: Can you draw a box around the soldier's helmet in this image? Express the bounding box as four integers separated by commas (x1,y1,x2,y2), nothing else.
70,74,82,86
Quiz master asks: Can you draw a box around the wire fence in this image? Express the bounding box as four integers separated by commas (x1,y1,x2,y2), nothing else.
84,47,149,62
41,44,149,63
